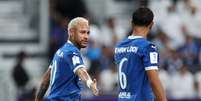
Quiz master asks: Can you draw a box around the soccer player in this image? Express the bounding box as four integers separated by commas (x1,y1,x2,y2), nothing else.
114,7,167,101
35,17,99,101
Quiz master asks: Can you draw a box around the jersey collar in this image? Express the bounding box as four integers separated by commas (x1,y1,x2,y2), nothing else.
67,40,81,50
67,40,73,45
128,35,144,39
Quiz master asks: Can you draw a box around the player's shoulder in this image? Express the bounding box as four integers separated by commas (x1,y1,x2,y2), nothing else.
115,37,131,47
62,43,80,55
147,41,157,48
131,39,157,52
115,36,156,47
142,40,158,51
115,41,123,48
129,38,151,48
138,39,155,47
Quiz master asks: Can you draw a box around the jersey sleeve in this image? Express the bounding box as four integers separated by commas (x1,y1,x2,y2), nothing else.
142,44,159,71
67,52,86,73
114,51,119,64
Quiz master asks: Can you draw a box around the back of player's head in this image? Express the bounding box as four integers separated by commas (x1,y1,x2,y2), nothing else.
132,7,154,27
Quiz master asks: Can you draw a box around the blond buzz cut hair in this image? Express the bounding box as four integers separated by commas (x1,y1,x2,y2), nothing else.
67,17,89,35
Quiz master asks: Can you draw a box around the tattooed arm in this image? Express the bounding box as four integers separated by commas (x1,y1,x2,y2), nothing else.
35,68,51,101
75,67,99,96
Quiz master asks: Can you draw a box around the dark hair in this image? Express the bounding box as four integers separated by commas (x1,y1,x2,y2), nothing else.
132,7,154,26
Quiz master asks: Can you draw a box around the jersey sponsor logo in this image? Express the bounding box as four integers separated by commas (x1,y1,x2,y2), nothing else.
118,92,131,99
115,46,138,54
150,52,158,64
72,55,80,65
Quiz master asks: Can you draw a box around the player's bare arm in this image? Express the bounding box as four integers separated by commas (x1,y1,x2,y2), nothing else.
35,68,51,101
147,70,167,101
75,67,99,96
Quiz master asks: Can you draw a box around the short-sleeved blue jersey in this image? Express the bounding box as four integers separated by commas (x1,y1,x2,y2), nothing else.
114,35,159,101
48,41,85,100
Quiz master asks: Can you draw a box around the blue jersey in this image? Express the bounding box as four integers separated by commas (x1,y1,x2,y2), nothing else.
48,41,85,100
114,36,159,101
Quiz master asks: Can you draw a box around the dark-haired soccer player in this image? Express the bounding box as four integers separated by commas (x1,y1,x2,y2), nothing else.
114,7,167,101
35,17,99,101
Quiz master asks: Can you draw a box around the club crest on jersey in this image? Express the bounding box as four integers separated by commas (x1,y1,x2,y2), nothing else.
150,52,158,64
72,55,80,65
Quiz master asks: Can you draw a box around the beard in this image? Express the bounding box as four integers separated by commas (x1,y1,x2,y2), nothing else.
79,43,87,48
75,41,88,49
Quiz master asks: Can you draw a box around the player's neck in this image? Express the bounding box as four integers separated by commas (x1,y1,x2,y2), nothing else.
68,39,81,50
132,27,149,38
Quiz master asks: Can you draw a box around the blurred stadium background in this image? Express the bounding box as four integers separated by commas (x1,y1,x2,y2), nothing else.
0,0,201,101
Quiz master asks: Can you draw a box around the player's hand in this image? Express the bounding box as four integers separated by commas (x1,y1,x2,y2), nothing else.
91,79,99,96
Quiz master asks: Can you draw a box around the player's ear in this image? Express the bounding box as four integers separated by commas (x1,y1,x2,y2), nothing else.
148,21,154,29
69,28,74,37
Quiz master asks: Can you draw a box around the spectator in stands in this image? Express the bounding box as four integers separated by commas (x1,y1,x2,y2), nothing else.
12,51,30,100
99,62,118,95
99,17,125,72
178,35,199,67
53,0,87,18
86,40,101,78
49,16,68,60
100,46,114,71
18,87,36,101
195,70,201,98
158,66,171,98
86,21,102,78
160,1,185,49
49,0,88,60
100,17,126,47
152,29,171,69
169,64,195,99
166,50,183,74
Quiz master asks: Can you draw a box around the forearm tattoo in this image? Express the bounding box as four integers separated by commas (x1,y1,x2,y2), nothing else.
35,69,51,101
36,82,49,100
